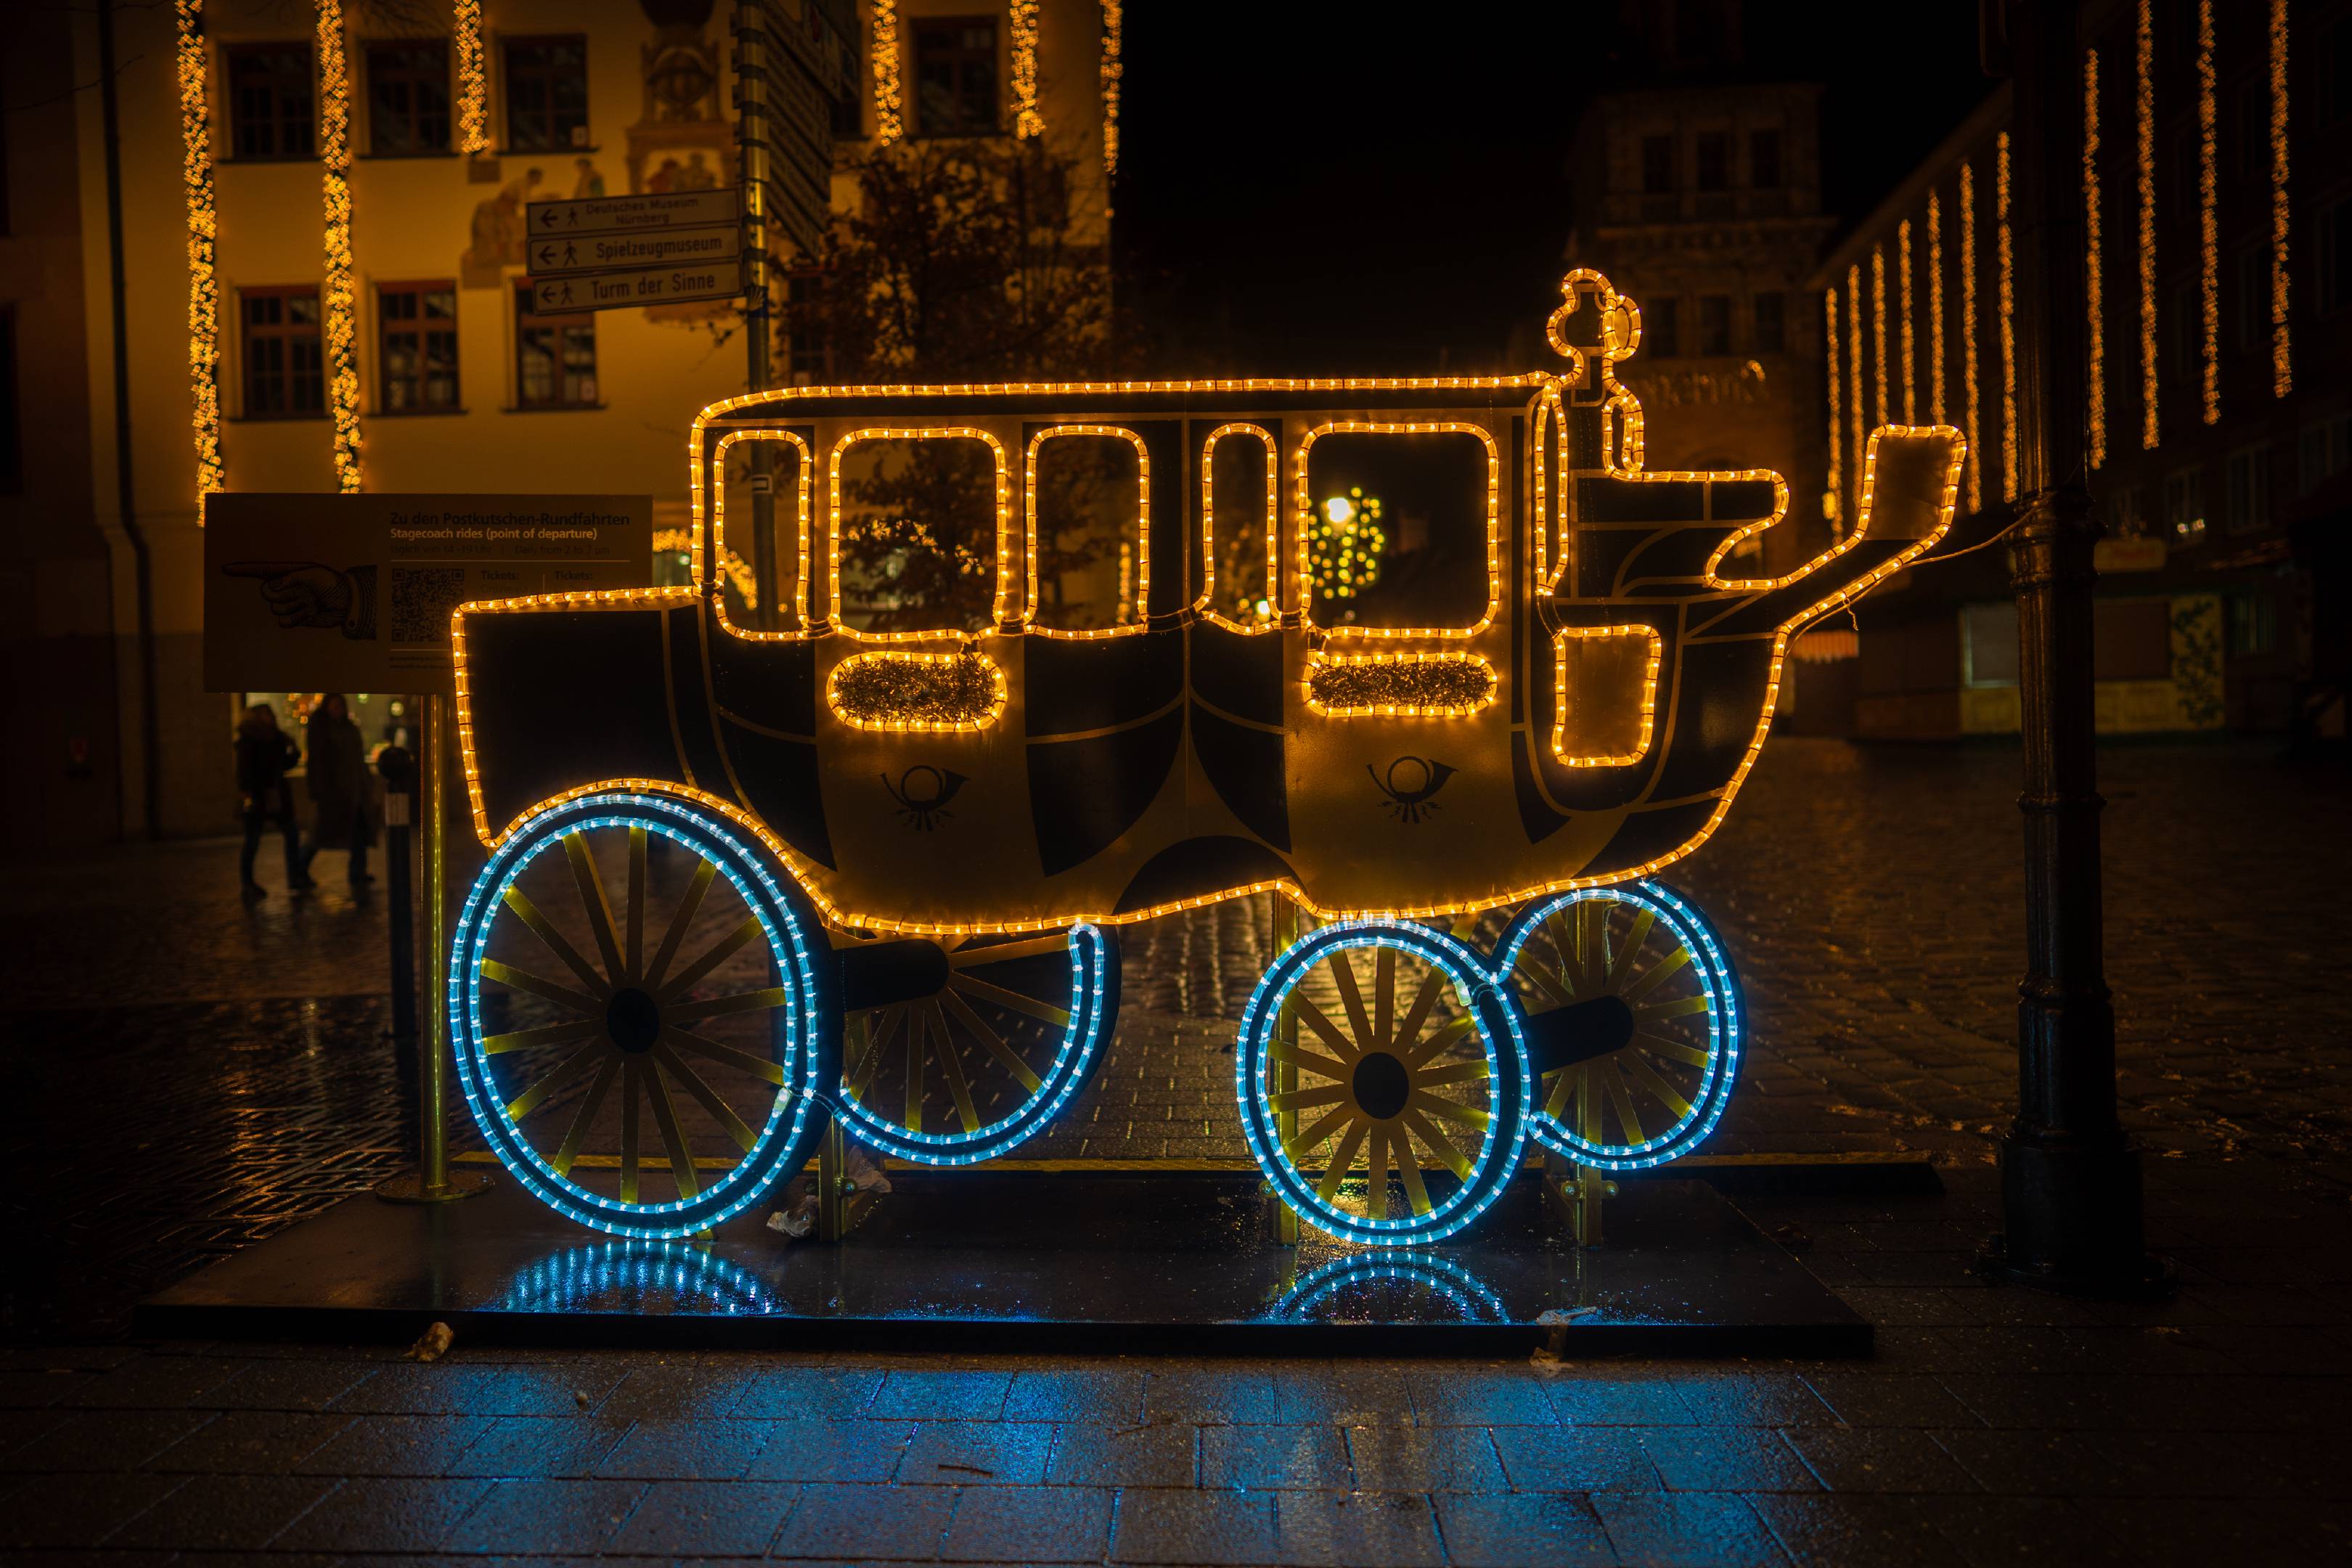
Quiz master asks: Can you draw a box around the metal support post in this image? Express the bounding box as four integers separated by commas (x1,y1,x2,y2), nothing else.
377,694,489,1204
735,0,780,629
1979,0,2156,1292
377,742,418,1082
1270,897,1300,1246
816,1119,852,1241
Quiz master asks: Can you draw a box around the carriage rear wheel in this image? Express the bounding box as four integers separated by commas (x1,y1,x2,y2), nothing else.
830,924,1119,1165
1495,880,1741,1169
450,793,831,1237
1237,920,1527,1245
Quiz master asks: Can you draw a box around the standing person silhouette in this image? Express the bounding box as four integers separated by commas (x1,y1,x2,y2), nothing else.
305,693,375,886
234,703,311,897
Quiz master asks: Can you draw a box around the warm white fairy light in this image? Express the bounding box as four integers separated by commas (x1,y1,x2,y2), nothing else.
178,0,222,505
320,0,362,491
2083,46,2105,469
454,0,488,155
1871,246,1888,428
1898,219,1916,423
2137,0,2158,447
1846,262,1863,525
2269,0,2290,398
872,0,902,144
1824,285,1842,527
2198,0,2219,425
1100,1,1124,189
1998,133,2017,502
1010,0,1042,139
1960,159,1980,515
1927,192,1944,425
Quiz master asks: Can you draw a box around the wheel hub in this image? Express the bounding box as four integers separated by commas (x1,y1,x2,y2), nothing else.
1351,1050,1412,1122
605,987,663,1054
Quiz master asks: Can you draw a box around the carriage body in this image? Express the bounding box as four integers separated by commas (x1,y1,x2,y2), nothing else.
446,270,1966,1244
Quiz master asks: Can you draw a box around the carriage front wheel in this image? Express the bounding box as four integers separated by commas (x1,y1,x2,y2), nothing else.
450,791,833,1238
1237,920,1529,1245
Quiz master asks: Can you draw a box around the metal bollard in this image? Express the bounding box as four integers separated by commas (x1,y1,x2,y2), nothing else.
377,745,417,1081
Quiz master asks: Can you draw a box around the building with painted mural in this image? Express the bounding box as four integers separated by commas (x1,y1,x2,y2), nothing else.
1811,1,2350,743
0,0,1121,849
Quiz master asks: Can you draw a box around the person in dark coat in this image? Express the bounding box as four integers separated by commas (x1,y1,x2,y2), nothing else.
305,693,376,885
235,703,310,897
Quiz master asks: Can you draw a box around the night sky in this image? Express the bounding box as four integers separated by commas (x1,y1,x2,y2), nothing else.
1114,2,1996,376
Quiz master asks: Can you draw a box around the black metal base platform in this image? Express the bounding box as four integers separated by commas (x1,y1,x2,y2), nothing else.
136,1172,1869,1356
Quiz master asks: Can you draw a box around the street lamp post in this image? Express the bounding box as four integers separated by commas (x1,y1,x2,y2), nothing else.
1983,0,2160,1294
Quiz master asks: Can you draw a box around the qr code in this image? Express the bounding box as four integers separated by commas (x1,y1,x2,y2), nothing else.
389,567,470,642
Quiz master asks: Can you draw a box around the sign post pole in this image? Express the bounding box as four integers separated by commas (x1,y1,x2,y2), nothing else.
735,0,780,628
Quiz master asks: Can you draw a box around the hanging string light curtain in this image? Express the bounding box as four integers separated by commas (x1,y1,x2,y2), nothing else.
872,0,902,143
2136,0,2157,448
1997,132,2017,503
1010,0,1042,138
178,0,224,507
2269,0,2290,398
455,0,489,155
1959,159,1980,515
320,0,362,491
2197,0,2219,425
2082,47,2104,469
1824,286,1842,529
1101,1,1124,208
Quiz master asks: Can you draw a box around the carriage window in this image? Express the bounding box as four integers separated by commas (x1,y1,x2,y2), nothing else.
715,433,809,632
1203,425,1276,626
1302,428,1495,633
833,433,1003,636
1028,430,1146,633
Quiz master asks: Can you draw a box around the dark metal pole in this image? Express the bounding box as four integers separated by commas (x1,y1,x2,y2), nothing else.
1984,0,2157,1294
377,743,418,1079
736,0,780,629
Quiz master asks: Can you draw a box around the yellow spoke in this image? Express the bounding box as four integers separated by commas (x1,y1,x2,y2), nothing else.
1329,952,1379,1058
1580,902,1609,994
643,1055,701,1200
1289,994,1360,1063
500,886,611,999
1270,1083,1350,1113
1395,1132,1434,1216
618,1059,643,1203
1414,1091,1492,1131
1411,1059,1492,1090
931,1003,982,1134
1288,1101,1355,1159
481,959,602,1016
661,1025,786,1087
1624,944,1693,1000
1405,1013,1477,1068
948,933,1073,968
1611,907,1657,984
658,916,765,1003
905,999,925,1134
505,1038,604,1121
1635,994,1714,1022
1316,1119,1371,1201
949,973,1071,1027
483,1017,603,1056
1542,1065,1574,1119
1400,1106,1474,1180
644,859,716,989
1621,1050,1696,1119
1267,1036,1353,1083
1599,1058,1646,1146
1364,1125,1392,1222
1388,966,1447,1058
625,826,647,981
562,833,627,984
667,986,791,1024
940,987,1044,1093
1636,1032,1714,1068
1577,1064,1601,1147
1543,910,1580,1000
650,1040,759,1152
551,1056,621,1176
846,1008,901,1101
1371,947,1396,1055
1516,956,1572,1008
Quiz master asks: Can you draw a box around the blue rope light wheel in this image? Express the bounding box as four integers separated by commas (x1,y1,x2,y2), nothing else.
831,924,1119,1166
450,792,833,1238
1495,880,1741,1171
1236,920,1529,1246
1270,1250,1509,1326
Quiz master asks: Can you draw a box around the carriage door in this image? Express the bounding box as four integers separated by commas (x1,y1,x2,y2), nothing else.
1289,419,1516,911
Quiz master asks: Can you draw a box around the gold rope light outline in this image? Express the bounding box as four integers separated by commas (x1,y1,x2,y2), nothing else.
1196,421,1281,632
1024,424,1151,639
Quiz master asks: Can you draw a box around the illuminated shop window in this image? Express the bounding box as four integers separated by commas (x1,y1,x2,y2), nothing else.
912,17,999,137
367,40,451,155
240,287,325,418
513,283,596,408
377,283,459,412
502,36,588,152
229,43,316,159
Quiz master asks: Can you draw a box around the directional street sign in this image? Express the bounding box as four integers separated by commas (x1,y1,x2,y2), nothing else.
528,225,743,277
528,264,745,315
526,187,738,237
522,189,746,314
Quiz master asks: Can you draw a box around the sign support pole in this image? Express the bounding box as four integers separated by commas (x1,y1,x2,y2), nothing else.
376,693,489,1204
737,0,780,629
1980,0,2156,1294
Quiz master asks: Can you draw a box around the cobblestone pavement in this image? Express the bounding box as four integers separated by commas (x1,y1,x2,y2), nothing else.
2,739,2347,1562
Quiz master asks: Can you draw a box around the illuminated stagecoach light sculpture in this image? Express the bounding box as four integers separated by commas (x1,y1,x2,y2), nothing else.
441,265,1973,1246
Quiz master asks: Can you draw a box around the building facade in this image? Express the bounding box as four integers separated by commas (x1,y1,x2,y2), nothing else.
0,0,1119,850
1815,0,2350,742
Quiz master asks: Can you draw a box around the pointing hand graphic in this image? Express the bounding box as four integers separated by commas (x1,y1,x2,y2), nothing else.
224,560,377,639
